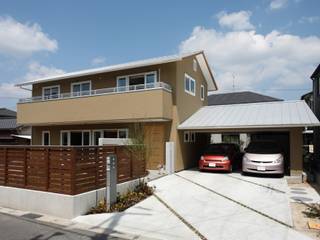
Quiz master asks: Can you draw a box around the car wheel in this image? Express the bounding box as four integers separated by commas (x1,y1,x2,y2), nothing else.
242,171,247,176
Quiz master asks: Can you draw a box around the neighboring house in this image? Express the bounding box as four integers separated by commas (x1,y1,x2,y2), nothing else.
16,51,217,170
0,108,31,145
301,92,314,154
208,91,283,150
208,91,282,105
310,64,320,176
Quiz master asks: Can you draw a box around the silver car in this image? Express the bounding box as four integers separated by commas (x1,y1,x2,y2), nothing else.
242,141,284,175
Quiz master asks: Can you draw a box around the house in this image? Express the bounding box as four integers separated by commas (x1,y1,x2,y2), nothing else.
310,64,320,179
208,91,282,106
208,91,283,150
15,52,320,176
16,51,217,171
0,108,30,145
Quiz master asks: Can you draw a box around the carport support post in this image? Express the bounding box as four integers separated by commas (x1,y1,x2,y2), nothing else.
106,154,117,211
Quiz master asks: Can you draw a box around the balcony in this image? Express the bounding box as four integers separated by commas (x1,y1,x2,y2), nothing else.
17,82,173,125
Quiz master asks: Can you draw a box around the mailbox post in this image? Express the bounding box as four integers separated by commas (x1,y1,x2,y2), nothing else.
106,154,117,211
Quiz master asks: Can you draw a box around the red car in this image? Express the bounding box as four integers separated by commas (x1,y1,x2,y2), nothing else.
199,143,241,172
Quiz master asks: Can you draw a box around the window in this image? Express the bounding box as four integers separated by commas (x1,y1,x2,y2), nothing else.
145,73,156,88
200,85,205,101
117,77,128,92
193,59,197,72
222,134,240,145
92,130,103,146
61,131,69,146
42,131,50,146
118,129,129,138
104,129,129,138
117,71,157,91
42,86,60,100
60,130,91,146
71,81,91,96
184,131,190,143
184,74,196,96
184,131,196,143
190,132,196,142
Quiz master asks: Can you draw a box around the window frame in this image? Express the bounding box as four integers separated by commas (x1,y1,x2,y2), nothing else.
42,131,50,146
184,131,190,143
71,81,92,96
59,130,91,146
42,85,60,100
200,85,205,101
184,73,196,96
116,71,157,90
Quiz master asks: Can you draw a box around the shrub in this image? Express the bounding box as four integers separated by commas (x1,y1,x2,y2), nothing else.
88,180,154,214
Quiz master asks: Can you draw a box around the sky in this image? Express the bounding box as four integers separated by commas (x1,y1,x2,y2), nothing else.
0,0,319,110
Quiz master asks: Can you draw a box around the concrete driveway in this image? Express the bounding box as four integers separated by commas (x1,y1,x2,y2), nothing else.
75,170,312,240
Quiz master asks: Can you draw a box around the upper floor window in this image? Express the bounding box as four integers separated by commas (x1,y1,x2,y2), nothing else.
185,74,196,96
200,85,205,101
42,86,60,100
193,59,198,72
117,71,157,92
71,81,91,96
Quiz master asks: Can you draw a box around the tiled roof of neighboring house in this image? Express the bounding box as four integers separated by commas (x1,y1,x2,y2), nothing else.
311,64,320,79
0,108,16,118
15,51,217,91
178,100,320,130
208,91,282,106
0,118,17,129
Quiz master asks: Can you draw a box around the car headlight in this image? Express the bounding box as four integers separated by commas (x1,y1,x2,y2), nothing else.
273,157,282,164
243,156,249,162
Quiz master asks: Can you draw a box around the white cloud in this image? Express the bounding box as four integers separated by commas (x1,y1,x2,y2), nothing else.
0,16,57,56
217,11,254,31
0,82,30,99
269,0,288,10
179,26,320,95
24,62,65,81
0,62,65,100
91,56,106,66
299,16,320,24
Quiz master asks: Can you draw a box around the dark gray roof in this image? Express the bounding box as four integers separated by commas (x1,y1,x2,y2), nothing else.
0,118,17,129
208,91,283,106
311,64,320,80
0,108,16,118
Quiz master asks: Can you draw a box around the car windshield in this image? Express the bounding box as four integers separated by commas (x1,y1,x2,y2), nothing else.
246,142,281,154
204,144,230,155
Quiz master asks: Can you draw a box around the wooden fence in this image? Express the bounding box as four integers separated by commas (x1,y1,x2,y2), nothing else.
0,146,146,195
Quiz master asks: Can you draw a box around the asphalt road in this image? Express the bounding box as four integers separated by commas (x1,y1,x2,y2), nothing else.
0,212,123,240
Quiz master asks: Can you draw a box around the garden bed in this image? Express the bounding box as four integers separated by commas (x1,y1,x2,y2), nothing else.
88,180,155,214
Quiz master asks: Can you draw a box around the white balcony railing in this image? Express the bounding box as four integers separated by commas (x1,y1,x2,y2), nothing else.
19,82,172,103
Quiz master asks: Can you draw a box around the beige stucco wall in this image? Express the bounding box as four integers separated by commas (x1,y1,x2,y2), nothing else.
18,89,172,125
169,54,209,171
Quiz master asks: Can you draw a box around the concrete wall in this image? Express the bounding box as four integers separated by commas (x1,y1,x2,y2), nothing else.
0,178,145,219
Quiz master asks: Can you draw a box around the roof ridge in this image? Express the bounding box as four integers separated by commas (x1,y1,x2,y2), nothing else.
205,99,304,108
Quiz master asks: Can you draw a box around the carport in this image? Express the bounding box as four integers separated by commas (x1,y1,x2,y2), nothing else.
178,100,320,176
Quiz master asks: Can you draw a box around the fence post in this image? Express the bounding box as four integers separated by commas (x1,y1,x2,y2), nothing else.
70,148,76,195
4,148,7,185
23,147,27,187
45,148,49,191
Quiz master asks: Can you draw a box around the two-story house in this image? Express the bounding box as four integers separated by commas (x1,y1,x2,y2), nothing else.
311,64,320,176
16,51,217,171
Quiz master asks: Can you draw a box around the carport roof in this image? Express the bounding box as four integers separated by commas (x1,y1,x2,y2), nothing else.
178,100,320,130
